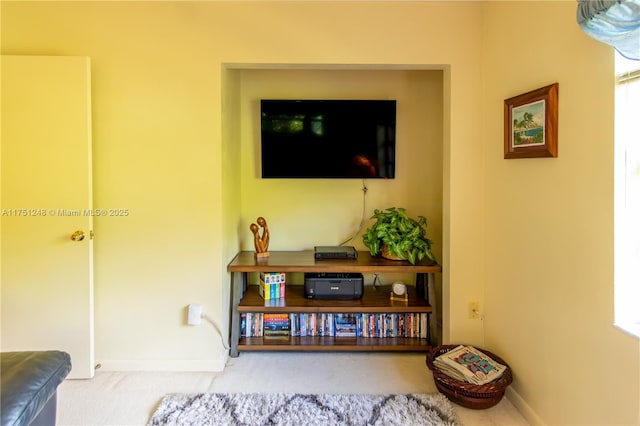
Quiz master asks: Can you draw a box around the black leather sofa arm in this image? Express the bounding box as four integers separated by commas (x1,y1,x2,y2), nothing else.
1,351,72,426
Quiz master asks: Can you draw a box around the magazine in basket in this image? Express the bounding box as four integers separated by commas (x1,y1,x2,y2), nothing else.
433,345,507,385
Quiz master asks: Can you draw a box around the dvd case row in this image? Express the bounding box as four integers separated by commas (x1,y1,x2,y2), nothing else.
240,312,429,338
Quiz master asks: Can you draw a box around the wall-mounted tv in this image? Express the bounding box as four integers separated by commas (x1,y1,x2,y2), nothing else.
260,100,396,179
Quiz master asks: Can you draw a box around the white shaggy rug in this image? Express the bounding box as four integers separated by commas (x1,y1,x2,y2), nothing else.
148,392,460,426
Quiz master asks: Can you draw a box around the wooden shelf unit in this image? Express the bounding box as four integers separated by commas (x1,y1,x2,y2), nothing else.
227,250,442,357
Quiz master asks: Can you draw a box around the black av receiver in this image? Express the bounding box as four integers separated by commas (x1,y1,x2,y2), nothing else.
304,272,364,300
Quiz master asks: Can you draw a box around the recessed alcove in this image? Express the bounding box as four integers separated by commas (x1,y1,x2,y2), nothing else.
221,64,448,343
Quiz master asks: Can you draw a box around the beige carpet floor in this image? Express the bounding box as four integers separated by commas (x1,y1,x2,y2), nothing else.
57,352,529,425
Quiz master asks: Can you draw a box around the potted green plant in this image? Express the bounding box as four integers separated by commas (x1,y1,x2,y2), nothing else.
362,207,437,265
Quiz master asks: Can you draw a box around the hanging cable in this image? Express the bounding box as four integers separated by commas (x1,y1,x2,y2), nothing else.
372,272,383,289
202,313,230,350
339,178,368,246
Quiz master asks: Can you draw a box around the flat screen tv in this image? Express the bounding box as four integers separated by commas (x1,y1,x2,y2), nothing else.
260,100,396,179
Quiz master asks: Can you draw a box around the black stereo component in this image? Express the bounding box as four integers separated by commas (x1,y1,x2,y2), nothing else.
314,246,358,260
304,272,364,300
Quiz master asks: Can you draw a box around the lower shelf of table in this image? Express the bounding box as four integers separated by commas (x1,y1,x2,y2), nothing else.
238,336,432,352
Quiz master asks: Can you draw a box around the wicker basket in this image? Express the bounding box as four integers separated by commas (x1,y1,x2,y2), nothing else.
426,345,513,410
380,245,405,261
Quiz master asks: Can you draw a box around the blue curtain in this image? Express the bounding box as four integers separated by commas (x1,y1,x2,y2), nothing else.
577,0,640,60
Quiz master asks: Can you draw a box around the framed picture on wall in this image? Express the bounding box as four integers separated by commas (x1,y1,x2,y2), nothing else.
504,83,558,159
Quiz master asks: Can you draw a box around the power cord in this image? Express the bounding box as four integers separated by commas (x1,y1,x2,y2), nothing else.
202,313,230,351
372,272,383,289
340,178,369,246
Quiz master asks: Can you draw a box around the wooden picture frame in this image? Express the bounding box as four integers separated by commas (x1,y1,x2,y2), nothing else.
504,83,558,159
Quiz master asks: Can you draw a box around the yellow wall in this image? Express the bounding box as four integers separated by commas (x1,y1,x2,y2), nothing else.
482,2,639,425
2,0,482,367
237,68,443,263
2,1,638,424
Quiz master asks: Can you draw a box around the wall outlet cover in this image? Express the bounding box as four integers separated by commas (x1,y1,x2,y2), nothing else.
187,304,202,325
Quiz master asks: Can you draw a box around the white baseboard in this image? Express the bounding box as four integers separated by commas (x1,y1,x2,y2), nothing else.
505,386,545,425
96,356,227,373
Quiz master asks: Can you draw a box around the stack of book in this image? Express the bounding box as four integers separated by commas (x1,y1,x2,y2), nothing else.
433,345,507,385
241,312,291,337
259,272,286,300
241,312,263,337
263,313,290,338
334,313,357,337
288,312,429,338
359,313,428,338
241,312,430,339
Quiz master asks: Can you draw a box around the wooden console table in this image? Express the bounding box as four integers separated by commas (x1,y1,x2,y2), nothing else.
227,250,442,357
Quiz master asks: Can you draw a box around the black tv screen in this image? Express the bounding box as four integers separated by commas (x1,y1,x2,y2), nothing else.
260,100,396,179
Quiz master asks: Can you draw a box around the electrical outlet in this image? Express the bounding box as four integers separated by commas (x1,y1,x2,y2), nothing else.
469,301,480,319
187,304,202,325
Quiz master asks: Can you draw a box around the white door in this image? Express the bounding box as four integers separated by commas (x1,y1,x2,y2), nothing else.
1,55,94,379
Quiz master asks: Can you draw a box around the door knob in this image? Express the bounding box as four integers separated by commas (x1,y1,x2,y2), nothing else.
70,230,85,241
